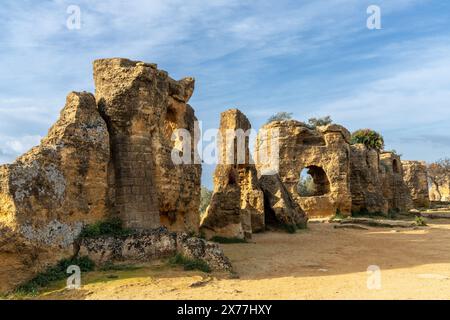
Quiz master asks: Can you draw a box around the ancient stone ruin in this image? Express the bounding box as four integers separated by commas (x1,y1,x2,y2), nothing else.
0,57,439,265
200,109,265,239
402,161,430,208
0,58,201,249
94,59,201,233
0,92,109,246
256,121,352,218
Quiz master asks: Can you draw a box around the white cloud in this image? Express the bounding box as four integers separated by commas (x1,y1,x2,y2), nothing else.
0,135,42,165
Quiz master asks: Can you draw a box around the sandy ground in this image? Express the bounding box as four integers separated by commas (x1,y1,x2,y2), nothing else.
14,219,449,300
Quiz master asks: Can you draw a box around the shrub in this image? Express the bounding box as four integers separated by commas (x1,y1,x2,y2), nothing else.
307,116,333,129
351,129,385,152
266,112,293,124
415,216,427,226
283,224,298,234
168,254,211,273
15,256,95,295
78,217,133,239
333,208,345,220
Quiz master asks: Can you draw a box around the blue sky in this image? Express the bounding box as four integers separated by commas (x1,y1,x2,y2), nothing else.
1,0,449,188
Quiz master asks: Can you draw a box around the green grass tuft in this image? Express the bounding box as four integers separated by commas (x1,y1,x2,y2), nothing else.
283,224,298,234
78,217,133,239
168,254,211,273
415,216,427,226
14,256,95,296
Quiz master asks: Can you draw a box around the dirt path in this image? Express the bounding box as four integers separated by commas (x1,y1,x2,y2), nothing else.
29,220,450,300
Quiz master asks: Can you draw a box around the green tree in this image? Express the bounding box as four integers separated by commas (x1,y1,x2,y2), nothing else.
199,186,213,216
427,158,450,200
307,116,333,129
351,129,385,152
266,112,293,124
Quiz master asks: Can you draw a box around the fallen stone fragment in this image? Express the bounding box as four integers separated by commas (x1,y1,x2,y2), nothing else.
334,224,369,230
420,213,450,219
76,227,232,271
340,217,418,228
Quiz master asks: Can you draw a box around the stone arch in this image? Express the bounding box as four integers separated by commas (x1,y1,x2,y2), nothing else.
297,165,330,197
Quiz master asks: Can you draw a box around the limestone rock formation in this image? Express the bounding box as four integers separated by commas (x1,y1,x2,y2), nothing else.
0,92,110,247
200,109,264,239
76,227,232,271
402,160,430,208
93,58,201,233
349,144,387,214
256,121,352,218
380,152,413,212
259,174,307,227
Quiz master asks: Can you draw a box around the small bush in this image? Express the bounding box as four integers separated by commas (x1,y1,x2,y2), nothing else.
296,221,308,230
307,116,333,129
15,256,95,295
388,208,400,219
169,254,211,273
78,217,133,239
415,216,427,226
266,112,293,124
332,209,345,220
283,224,298,234
351,129,385,152
210,236,247,244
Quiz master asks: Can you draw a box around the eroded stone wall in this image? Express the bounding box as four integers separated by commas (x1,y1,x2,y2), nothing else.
380,152,413,212
349,144,387,214
200,109,264,239
402,160,430,208
0,92,110,247
94,58,201,233
257,121,352,218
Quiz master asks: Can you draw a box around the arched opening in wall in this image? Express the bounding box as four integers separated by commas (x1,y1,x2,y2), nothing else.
297,165,330,197
393,159,400,173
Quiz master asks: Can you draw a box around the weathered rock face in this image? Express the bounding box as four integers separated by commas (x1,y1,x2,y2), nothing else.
349,144,387,214
256,121,352,218
93,58,201,233
402,161,430,208
77,227,232,271
380,152,413,212
200,109,264,239
0,92,110,247
259,174,307,227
